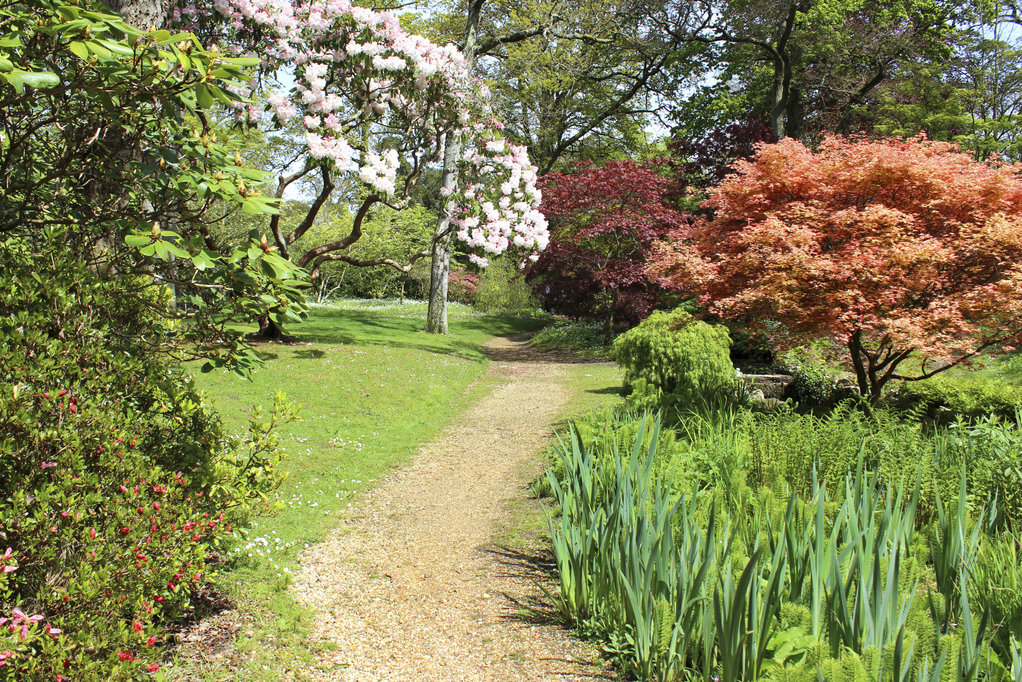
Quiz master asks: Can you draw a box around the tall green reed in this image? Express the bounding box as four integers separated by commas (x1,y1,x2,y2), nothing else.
545,410,1007,681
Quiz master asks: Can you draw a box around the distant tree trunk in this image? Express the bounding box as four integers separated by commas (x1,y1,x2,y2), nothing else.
768,3,798,139
603,289,618,346
425,0,483,334
258,314,283,340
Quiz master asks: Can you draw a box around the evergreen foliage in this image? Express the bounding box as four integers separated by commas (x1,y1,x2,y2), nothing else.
611,308,737,415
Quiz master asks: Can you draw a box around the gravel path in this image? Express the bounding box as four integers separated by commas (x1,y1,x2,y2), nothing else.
290,334,614,682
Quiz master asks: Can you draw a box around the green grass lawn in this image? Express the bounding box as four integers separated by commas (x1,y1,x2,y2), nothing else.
176,301,551,680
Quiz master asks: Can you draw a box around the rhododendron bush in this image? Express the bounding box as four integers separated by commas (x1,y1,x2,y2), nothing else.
652,136,1022,403
0,244,296,680
172,0,547,279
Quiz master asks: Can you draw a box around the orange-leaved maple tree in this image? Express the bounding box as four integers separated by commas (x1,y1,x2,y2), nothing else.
652,135,1022,403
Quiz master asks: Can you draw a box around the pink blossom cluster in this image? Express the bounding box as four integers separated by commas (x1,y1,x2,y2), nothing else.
0,554,62,668
1,608,61,641
178,0,548,261
452,128,549,262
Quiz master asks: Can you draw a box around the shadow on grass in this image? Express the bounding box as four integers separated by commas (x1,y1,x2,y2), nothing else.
291,309,551,362
586,386,624,396
292,348,327,360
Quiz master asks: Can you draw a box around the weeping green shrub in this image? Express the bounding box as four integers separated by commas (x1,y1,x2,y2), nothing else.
611,308,738,416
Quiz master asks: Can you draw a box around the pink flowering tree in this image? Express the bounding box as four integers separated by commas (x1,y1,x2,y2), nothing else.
172,0,548,335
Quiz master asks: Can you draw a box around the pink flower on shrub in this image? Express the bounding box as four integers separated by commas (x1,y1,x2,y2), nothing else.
133,621,143,634
8,608,44,639
146,662,159,672
117,651,134,662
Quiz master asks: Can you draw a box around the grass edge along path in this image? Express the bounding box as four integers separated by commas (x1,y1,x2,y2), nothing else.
171,302,548,680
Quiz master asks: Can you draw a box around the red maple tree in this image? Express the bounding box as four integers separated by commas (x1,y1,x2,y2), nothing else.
652,135,1022,403
527,160,692,341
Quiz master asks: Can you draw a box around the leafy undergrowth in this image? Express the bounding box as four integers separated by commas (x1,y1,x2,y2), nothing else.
529,319,614,359
544,408,1022,681
170,301,548,680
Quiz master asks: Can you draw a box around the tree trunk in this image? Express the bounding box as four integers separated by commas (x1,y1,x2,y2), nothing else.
103,0,176,29
425,0,483,334
768,2,798,140
426,134,461,335
258,314,284,340
603,289,618,346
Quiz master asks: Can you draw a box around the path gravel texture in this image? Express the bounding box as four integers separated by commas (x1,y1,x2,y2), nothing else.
291,334,614,682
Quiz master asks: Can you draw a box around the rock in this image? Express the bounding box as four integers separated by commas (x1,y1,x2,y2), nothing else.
737,372,794,400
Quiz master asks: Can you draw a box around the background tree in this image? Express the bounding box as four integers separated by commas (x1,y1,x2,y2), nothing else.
668,117,776,211
869,19,1022,160
652,136,1022,403
526,160,690,342
661,0,956,141
419,0,679,333
297,204,436,302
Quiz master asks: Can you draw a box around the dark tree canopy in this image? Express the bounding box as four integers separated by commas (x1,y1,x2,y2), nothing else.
526,160,691,340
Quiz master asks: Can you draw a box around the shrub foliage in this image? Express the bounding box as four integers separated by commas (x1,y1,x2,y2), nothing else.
0,244,294,679
611,308,736,414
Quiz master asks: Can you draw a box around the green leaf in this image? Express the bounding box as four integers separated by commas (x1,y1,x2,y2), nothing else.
195,83,214,110
192,251,216,271
241,196,281,215
84,39,112,59
223,56,262,67
0,38,23,48
69,41,89,61
0,56,12,73
1,69,60,92
124,235,152,247
163,242,191,259
96,38,132,56
171,45,191,72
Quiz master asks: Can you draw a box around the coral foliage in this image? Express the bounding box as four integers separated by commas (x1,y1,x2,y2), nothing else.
652,135,1022,401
